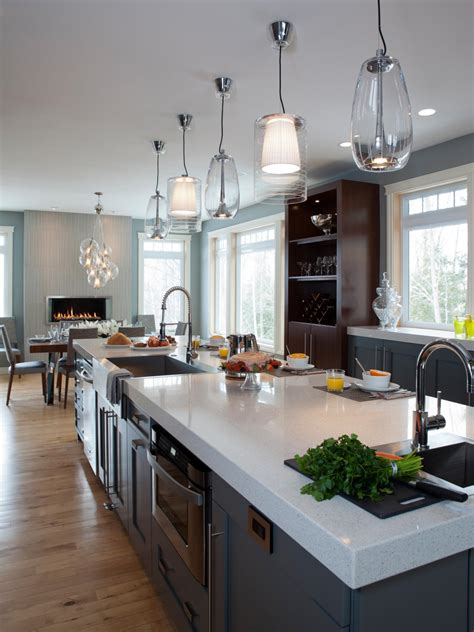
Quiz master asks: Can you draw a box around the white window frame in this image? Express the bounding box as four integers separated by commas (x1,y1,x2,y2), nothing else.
208,214,285,354
386,164,474,329
137,233,191,317
0,226,14,317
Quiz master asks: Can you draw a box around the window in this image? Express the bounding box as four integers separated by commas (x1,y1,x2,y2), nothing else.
138,235,190,330
209,215,284,353
386,165,473,328
0,227,14,317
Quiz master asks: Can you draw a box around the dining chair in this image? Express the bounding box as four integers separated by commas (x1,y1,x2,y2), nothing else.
118,325,145,338
136,314,156,335
57,327,98,409
0,325,46,405
0,317,22,363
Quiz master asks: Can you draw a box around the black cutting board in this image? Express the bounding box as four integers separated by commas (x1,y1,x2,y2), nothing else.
284,458,442,519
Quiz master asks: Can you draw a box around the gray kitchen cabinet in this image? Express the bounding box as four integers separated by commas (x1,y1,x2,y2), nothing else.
107,413,128,527
348,335,473,405
151,517,209,632
211,475,351,632
127,420,152,575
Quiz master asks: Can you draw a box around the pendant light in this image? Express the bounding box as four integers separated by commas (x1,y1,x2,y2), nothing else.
255,21,307,204
79,192,119,288
144,140,170,240
205,77,240,219
351,0,412,172
168,114,201,234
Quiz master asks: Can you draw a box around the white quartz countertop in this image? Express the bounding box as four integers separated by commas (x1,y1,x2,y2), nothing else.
348,325,474,350
75,340,474,589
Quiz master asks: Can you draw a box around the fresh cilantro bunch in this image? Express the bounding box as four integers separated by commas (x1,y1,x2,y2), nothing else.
295,434,394,501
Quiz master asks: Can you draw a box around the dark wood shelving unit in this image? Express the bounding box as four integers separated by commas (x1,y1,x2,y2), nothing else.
285,179,380,369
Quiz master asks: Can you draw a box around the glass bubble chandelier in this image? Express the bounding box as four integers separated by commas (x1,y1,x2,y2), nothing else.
205,77,240,219
254,20,307,204
144,140,170,240
351,0,412,172
79,192,119,288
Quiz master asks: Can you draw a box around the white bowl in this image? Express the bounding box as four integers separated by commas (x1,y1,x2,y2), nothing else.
286,355,309,369
362,371,391,389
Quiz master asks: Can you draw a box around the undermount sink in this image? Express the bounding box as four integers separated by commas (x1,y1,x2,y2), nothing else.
108,354,206,378
421,442,474,488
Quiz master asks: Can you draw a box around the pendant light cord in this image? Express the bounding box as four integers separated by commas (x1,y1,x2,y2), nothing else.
182,127,189,176
218,94,225,154
377,0,387,55
279,45,286,113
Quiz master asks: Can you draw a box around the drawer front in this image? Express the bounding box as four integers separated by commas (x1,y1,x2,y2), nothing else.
125,397,150,439
151,518,209,632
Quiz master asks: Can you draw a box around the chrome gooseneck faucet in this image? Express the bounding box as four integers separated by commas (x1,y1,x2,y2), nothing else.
413,339,474,451
159,286,197,363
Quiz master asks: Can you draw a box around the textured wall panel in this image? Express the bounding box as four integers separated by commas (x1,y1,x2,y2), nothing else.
24,210,132,357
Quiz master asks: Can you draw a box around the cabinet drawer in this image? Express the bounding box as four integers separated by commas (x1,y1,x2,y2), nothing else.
151,518,208,632
124,397,150,439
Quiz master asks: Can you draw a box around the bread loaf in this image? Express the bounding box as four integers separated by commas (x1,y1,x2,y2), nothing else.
107,332,131,345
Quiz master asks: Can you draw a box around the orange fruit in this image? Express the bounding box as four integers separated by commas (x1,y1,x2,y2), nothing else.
369,369,389,376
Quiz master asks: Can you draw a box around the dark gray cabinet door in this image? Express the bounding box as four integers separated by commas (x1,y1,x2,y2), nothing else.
127,421,152,575
347,336,383,378
382,341,419,390
210,501,228,632
108,414,128,527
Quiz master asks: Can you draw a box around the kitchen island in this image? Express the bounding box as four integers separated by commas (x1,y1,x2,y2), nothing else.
74,339,474,631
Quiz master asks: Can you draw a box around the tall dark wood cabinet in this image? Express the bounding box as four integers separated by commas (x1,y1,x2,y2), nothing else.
285,179,380,370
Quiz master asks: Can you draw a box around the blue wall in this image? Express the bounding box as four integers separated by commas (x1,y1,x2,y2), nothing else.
0,211,24,350
195,134,474,338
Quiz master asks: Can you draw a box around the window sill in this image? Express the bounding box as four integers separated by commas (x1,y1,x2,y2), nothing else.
347,325,474,350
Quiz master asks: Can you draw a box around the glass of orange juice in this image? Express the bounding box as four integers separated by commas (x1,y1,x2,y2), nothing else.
218,343,230,359
326,369,345,393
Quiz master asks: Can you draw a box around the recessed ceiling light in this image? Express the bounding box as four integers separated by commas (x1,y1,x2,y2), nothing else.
50,206,58,210
418,108,436,117
338,141,352,148
315,199,320,203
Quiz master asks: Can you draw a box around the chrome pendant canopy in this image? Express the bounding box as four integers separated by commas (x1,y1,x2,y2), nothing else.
205,77,240,220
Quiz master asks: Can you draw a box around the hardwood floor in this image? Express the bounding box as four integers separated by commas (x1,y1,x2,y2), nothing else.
0,374,176,632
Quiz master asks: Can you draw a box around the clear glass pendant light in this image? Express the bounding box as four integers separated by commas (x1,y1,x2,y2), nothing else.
144,140,170,240
255,21,307,204
205,77,240,219
351,0,412,172
168,114,202,234
79,192,119,288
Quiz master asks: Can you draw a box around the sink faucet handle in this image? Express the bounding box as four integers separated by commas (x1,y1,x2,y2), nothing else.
436,390,442,416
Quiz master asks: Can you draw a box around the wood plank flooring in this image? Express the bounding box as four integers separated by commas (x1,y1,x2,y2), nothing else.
0,374,176,632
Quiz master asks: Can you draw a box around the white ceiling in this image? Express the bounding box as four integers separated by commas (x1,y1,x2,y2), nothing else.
1,0,473,218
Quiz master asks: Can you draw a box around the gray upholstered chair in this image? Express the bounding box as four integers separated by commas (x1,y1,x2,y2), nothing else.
57,327,98,409
136,314,156,335
0,317,21,362
0,325,46,405
118,325,145,338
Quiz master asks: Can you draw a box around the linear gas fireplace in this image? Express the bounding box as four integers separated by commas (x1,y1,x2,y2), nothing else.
46,296,112,324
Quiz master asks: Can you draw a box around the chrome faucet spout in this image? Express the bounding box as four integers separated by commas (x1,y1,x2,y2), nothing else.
413,339,474,451
159,286,196,362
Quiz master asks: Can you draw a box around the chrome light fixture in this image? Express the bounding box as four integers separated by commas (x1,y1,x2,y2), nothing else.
255,21,307,204
205,77,240,219
79,192,119,288
144,140,170,240
351,0,413,172
168,114,201,234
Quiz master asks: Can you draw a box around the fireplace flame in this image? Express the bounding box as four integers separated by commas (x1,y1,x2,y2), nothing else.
53,307,100,321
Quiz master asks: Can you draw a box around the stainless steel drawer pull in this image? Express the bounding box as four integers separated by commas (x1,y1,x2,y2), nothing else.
146,449,203,506
131,439,145,450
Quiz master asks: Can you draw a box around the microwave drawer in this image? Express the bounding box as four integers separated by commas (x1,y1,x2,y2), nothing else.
151,518,209,632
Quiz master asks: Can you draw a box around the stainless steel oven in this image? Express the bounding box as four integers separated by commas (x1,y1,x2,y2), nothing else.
147,423,210,585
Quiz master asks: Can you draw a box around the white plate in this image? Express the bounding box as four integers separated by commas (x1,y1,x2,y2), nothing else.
130,344,173,352
282,363,315,372
356,382,400,393
101,342,131,348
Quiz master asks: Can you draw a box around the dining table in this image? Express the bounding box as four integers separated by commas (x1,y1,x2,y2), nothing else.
28,339,68,405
